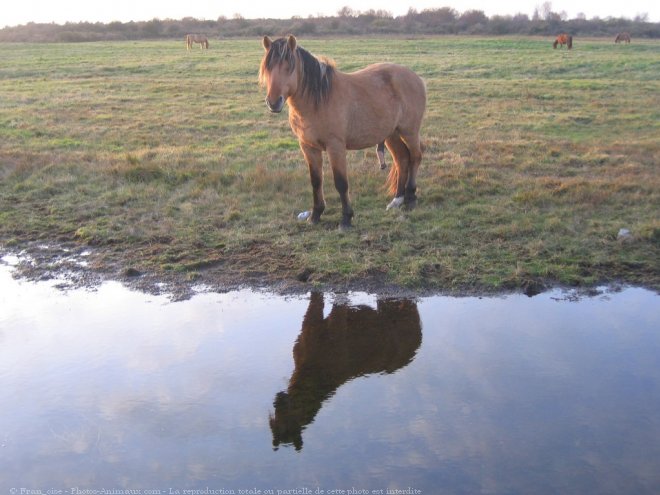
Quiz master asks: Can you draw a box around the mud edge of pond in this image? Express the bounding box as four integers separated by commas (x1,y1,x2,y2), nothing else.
0,241,645,301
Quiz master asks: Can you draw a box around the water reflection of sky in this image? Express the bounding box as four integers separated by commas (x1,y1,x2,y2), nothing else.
1,263,659,494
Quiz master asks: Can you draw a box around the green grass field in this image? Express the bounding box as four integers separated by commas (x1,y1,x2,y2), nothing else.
1,37,658,294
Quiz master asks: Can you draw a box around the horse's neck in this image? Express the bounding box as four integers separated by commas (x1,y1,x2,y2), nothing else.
286,96,319,127
288,67,343,114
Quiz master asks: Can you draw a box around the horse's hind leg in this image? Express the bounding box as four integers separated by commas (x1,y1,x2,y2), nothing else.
400,132,423,209
384,133,410,210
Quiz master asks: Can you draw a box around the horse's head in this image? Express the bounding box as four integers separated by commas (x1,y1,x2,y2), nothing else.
269,391,304,451
259,35,300,113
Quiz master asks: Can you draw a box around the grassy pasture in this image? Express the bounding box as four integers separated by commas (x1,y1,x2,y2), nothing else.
0,37,658,294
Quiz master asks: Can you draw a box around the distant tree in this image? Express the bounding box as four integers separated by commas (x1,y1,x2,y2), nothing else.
416,7,458,33
107,21,125,31
166,24,181,37
422,7,457,23
458,10,488,32
337,6,355,18
372,9,393,18
0,7,658,42
421,7,458,24
541,2,553,20
489,15,513,35
291,19,317,34
141,18,163,38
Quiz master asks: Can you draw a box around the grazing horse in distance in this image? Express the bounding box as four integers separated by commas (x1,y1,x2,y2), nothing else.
615,32,631,44
269,292,422,451
553,33,573,49
259,35,426,230
186,34,209,50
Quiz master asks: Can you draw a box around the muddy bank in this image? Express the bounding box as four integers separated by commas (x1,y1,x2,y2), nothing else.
0,241,429,300
2,240,643,301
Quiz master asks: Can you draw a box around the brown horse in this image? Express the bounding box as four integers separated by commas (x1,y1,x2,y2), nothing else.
615,32,631,44
553,33,573,49
259,35,426,229
186,34,209,50
269,292,422,450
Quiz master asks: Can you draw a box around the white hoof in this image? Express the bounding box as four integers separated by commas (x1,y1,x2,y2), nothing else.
386,197,404,210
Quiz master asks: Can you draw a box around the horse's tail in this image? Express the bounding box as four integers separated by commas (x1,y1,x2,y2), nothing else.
553,39,558,49
386,161,399,196
567,36,573,49
386,141,426,196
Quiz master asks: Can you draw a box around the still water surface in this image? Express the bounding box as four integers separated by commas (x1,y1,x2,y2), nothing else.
1,263,659,494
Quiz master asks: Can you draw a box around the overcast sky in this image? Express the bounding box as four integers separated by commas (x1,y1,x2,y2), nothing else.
3,0,657,28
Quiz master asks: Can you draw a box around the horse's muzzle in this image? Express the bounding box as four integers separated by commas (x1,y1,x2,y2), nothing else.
266,96,284,113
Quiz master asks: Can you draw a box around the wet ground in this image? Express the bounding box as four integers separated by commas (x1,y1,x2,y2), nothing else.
1,258,659,494
0,241,425,301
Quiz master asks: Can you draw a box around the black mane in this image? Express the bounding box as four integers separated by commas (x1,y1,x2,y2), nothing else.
262,38,334,107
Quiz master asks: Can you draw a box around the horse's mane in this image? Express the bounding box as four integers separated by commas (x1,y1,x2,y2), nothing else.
260,38,335,107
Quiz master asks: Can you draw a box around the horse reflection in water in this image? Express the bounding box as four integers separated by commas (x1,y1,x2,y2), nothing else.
270,292,422,450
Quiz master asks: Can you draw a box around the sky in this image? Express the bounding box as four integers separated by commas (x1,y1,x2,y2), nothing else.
2,0,658,28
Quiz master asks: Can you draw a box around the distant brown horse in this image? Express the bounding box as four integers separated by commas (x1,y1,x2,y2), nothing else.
615,32,631,44
259,35,426,230
186,34,209,50
553,33,573,49
269,292,422,450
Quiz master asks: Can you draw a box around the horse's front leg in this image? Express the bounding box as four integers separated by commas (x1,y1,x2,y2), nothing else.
300,143,325,224
326,144,354,230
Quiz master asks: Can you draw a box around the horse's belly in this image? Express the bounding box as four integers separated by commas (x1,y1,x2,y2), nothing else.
345,137,383,151
289,104,393,151
344,104,401,149
345,121,394,150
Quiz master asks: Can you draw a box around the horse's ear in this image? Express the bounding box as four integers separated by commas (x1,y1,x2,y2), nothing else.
263,36,272,51
287,35,297,51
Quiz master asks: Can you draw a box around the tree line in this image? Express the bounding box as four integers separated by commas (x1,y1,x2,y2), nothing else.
1,6,658,43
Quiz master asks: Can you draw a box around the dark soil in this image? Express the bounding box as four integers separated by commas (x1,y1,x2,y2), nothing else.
2,239,643,301
1,241,427,301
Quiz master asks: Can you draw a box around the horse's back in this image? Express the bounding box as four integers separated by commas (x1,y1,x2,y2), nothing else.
352,63,425,96
346,63,426,116
336,63,425,148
